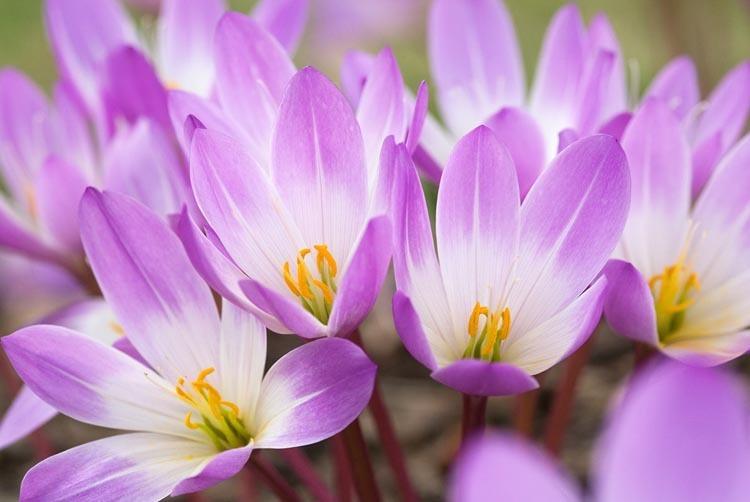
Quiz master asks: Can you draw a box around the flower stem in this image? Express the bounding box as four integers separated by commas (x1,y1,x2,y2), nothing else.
543,335,595,456
513,373,546,438
279,448,334,502
351,330,418,502
461,394,488,440
250,453,302,502
340,418,381,502
330,434,353,502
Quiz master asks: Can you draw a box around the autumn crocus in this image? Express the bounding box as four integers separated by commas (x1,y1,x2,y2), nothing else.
391,127,630,396
604,98,750,366
419,0,625,193
1,189,376,500
177,67,393,339
449,359,750,502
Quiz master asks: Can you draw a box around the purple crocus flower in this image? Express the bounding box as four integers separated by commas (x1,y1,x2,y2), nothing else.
419,0,625,193
449,359,750,501
645,57,750,197
45,0,307,105
177,66,393,339
604,98,750,366
1,188,376,499
391,127,630,396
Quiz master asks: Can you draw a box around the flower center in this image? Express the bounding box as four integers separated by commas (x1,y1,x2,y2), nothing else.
282,245,338,324
463,302,512,361
175,367,250,451
649,255,701,341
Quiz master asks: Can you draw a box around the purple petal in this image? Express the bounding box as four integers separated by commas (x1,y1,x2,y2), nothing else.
79,189,220,381
0,199,66,266
602,260,658,345
431,360,538,397
371,136,399,218
102,119,187,217
356,47,407,180
645,56,699,120
45,0,137,108
272,67,367,262
215,12,296,168
509,135,630,336
597,111,631,141
100,46,170,135
240,278,325,339
557,128,579,152
0,385,57,450
662,331,750,367
429,0,524,135
21,433,219,501
172,445,253,496
593,360,750,502
436,126,519,336
450,432,579,502
253,338,376,448
392,290,438,370
2,326,187,433
690,132,723,200
157,0,225,97
328,216,392,338
620,98,691,273
48,79,98,180
485,107,545,198
40,297,120,346
588,13,627,121
406,81,429,153
340,50,375,106
573,49,615,135
112,337,150,367
252,0,309,54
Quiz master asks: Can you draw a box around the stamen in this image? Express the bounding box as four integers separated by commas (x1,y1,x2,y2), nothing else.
281,244,340,323
464,302,512,361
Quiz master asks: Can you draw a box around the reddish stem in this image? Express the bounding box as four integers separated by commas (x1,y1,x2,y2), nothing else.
461,394,488,441
279,448,333,502
330,434,353,502
513,373,546,438
543,336,595,456
237,466,259,501
0,349,21,397
250,454,302,502
340,418,381,502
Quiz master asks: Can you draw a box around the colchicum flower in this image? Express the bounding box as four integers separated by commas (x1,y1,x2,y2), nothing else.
448,359,750,502
391,127,630,396
1,189,376,500
177,66,393,339
418,0,625,194
604,98,750,366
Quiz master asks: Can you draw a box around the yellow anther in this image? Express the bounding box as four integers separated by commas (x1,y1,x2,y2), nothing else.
184,412,199,430
467,302,489,338
296,258,315,300
196,367,215,382
283,262,301,296
314,244,338,278
221,401,240,416
281,244,340,323
498,307,511,341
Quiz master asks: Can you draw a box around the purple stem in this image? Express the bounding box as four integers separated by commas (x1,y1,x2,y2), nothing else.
461,394,488,441
250,454,302,502
340,418,381,502
279,448,334,502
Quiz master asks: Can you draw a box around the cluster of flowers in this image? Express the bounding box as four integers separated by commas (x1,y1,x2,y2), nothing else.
0,0,749,500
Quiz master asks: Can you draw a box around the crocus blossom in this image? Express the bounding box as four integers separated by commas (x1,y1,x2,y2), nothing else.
391,127,630,396
419,0,625,193
645,58,750,196
449,359,750,502
1,188,376,499
604,98,750,366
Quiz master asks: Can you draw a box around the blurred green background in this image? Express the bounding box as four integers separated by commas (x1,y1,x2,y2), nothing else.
2,0,749,96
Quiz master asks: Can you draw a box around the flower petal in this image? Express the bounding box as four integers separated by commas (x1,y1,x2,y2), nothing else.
251,0,309,54
449,432,579,502
662,330,750,367
429,0,524,136
593,360,750,502
0,385,57,450
602,260,658,345
340,50,375,106
508,135,630,337
272,67,367,262
79,189,220,381
171,445,253,496
485,107,546,198
588,13,627,122
619,98,691,276
431,360,538,397
21,433,219,501
645,56,699,121
0,198,65,265
2,326,190,435
157,0,225,97
392,290,438,370
215,12,296,169
436,125,519,342
253,338,376,448
328,216,392,338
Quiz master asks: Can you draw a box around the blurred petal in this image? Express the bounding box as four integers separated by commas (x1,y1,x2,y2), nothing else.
272,67,367,262
171,445,253,496
253,338,376,448
252,0,309,54
431,360,538,397
392,290,438,370
450,433,579,502
663,330,750,367
602,259,658,345
429,0,524,135
0,198,64,265
597,111,631,141
593,360,750,502
215,12,296,168
167,90,247,153
157,0,225,97
406,81,429,154
79,189,220,381
588,13,627,120
21,433,219,501
0,386,57,450
340,50,375,106
573,49,615,135
645,56,699,121
35,156,88,253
